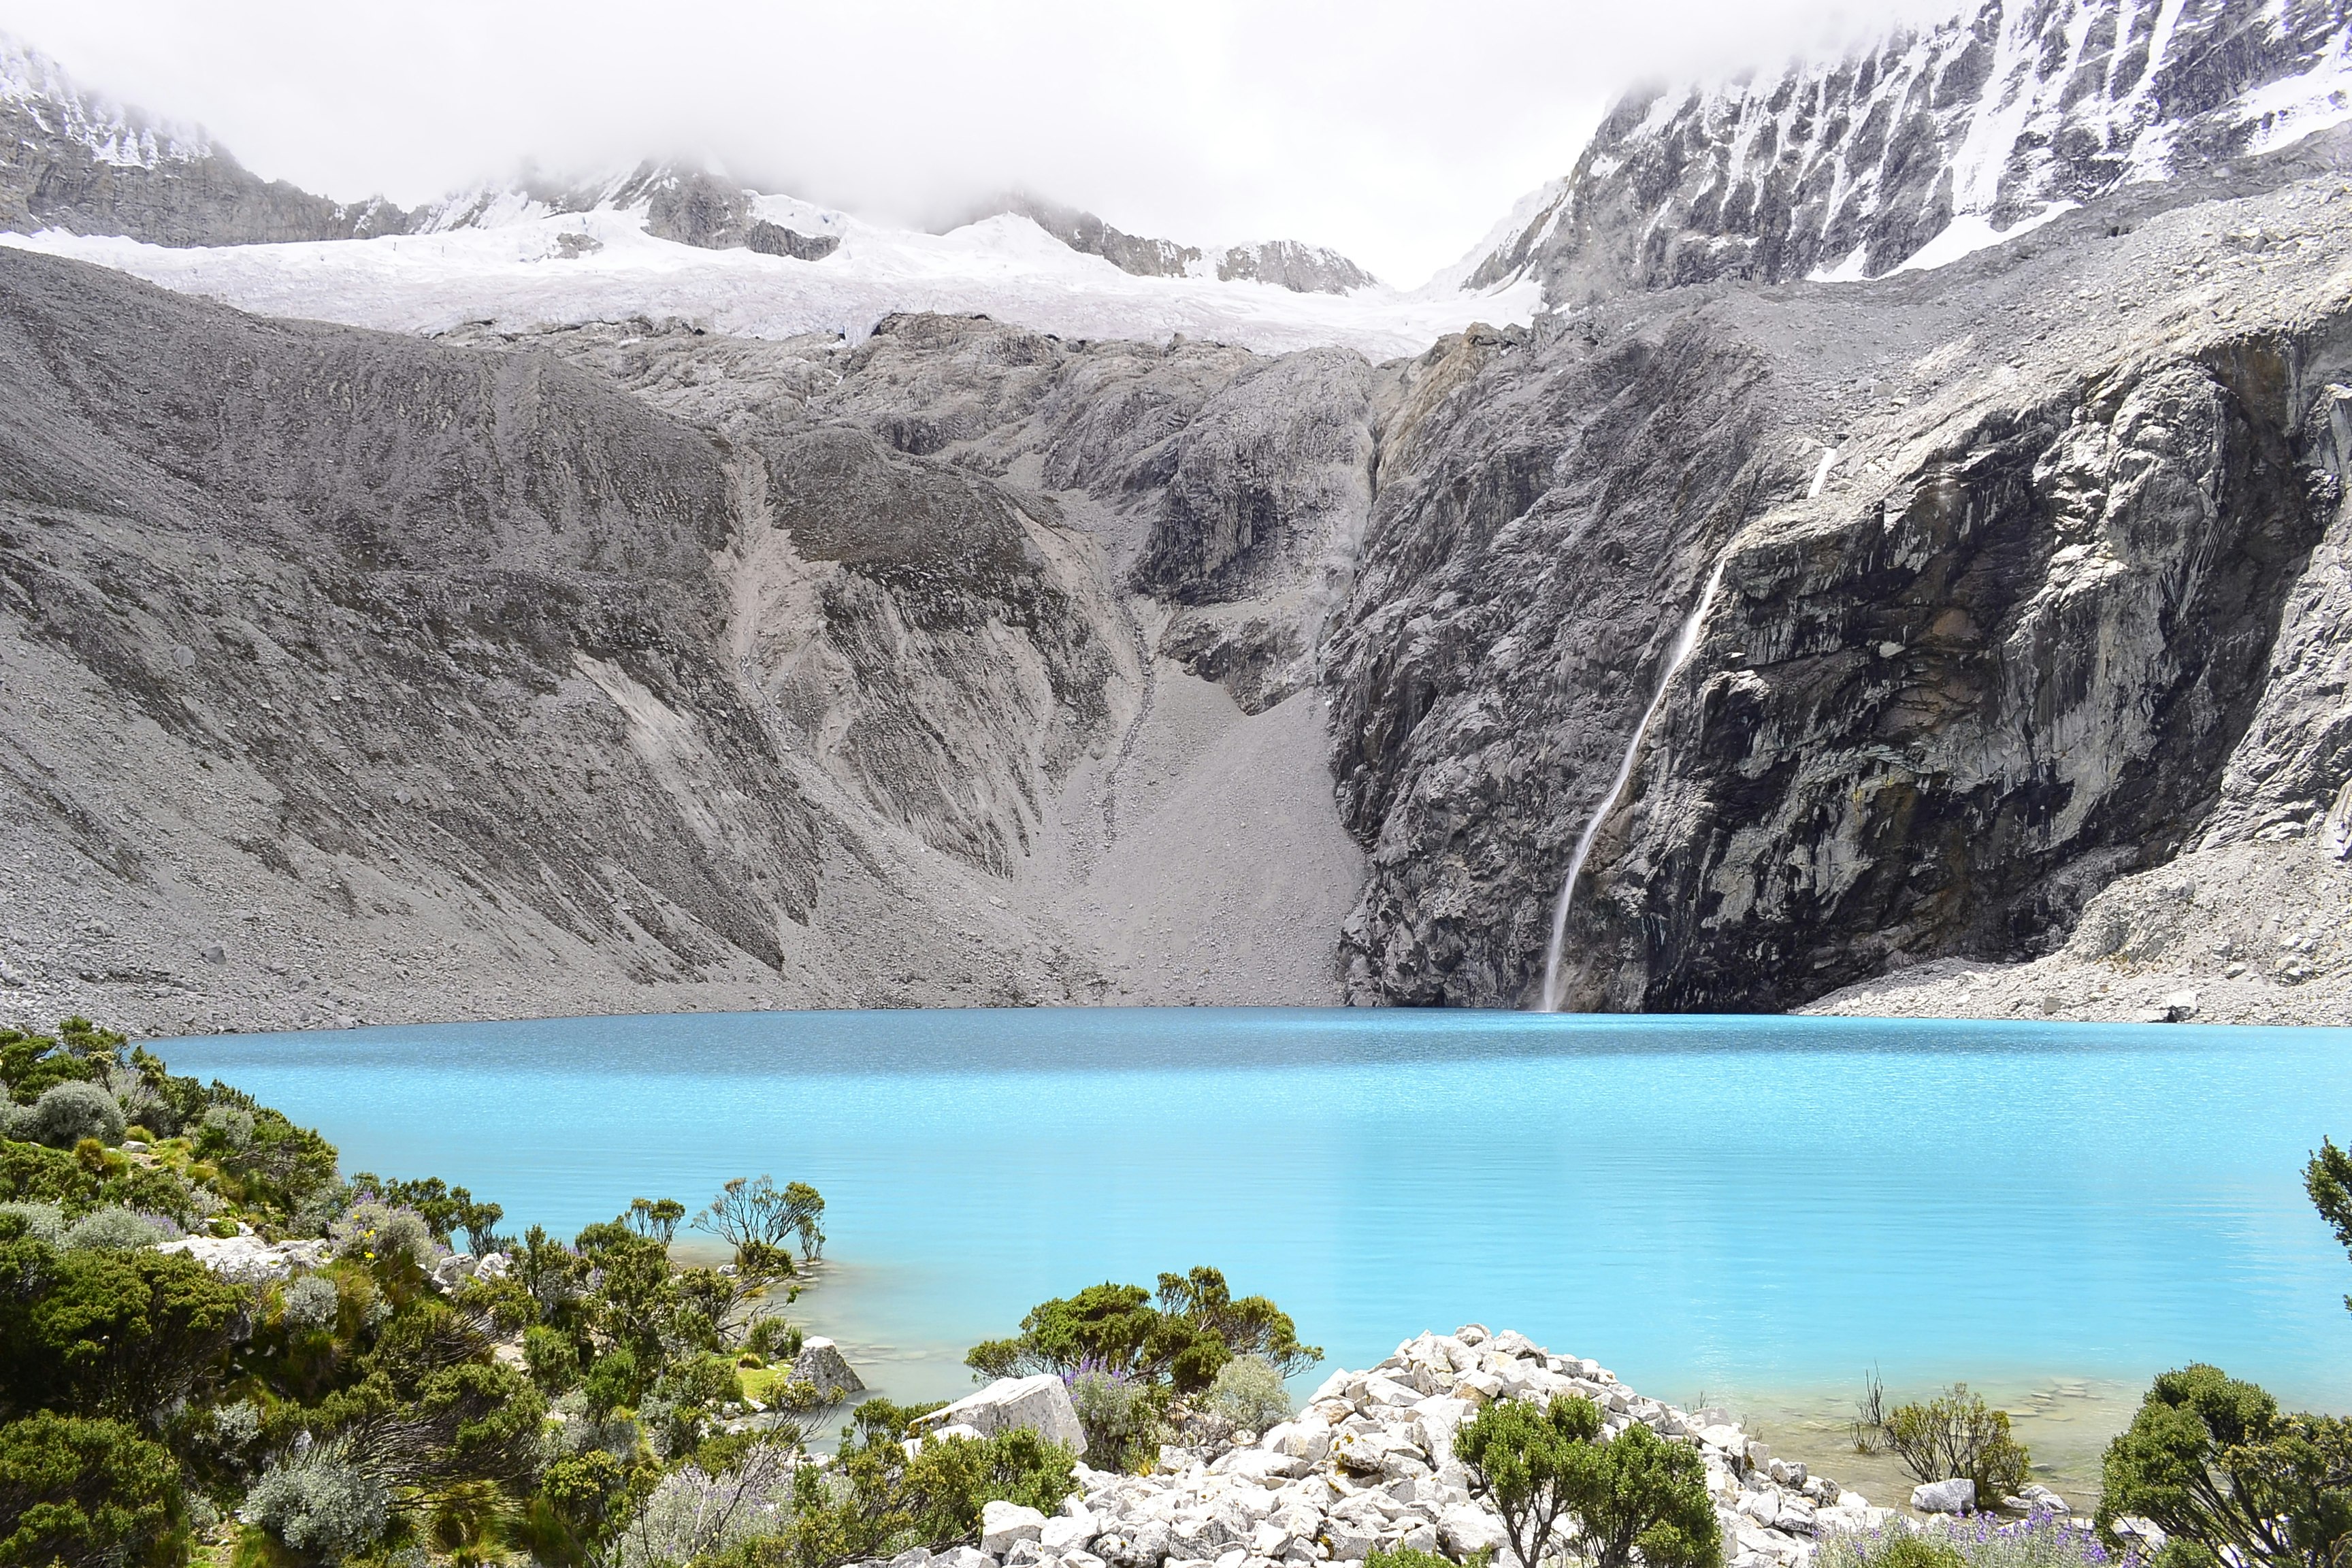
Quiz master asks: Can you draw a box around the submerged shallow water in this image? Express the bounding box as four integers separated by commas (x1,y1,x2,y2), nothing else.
165,1007,2352,1473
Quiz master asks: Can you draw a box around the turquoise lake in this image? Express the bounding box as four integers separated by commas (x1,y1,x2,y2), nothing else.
163,1007,2352,1461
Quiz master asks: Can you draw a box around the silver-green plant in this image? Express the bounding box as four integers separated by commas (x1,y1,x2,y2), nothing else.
1203,1354,1292,1435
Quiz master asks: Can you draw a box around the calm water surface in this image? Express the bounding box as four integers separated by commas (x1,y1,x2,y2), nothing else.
163,1009,2352,1446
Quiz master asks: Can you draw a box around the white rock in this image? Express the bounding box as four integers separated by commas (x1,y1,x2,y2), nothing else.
156,1234,330,1284
1912,1478,1976,1514
792,1337,866,1401
1438,1504,1505,1557
1043,1512,1098,1553
1216,1451,1303,1486
983,1501,1049,1555
936,1550,993,1568
917,1375,1086,1452
474,1251,511,1279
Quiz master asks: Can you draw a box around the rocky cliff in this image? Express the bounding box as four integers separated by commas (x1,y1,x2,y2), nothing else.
1333,126,2352,1015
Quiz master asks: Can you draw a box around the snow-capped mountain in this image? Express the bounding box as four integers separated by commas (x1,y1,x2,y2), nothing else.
1448,0,2352,301
0,34,1446,353
0,33,409,245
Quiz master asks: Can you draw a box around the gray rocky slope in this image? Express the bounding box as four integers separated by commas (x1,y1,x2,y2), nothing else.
6,17,2352,1029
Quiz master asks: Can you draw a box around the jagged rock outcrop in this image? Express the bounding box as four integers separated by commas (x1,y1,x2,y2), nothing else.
1456,0,2352,301
975,193,1377,295
0,35,410,244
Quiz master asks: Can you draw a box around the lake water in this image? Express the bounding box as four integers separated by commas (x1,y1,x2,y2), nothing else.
163,1007,2352,1490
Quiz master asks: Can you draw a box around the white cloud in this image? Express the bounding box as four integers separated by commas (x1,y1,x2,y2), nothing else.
0,0,1957,287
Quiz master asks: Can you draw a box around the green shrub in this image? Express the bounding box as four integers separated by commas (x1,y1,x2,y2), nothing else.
60,1206,166,1252
16,1083,123,1150
1818,1535,1967,1568
1069,1369,1160,1471
0,1411,184,1568
280,1275,340,1333
1369,1551,1486,1568
525,1324,583,1394
1203,1355,1292,1435
1455,1395,1720,1568
242,1439,389,1566
1884,1386,2032,1501
965,1266,1319,1396
2098,1363,2352,1568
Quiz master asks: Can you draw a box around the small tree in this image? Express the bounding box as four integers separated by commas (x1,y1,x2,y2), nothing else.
2099,1364,2352,1568
1454,1395,1602,1568
1566,1422,1721,1568
1456,1396,1721,1568
2309,1138,2352,1311
1883,1385,2031,1501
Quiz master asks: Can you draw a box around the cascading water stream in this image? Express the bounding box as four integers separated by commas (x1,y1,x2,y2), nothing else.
1536,543,1740,1013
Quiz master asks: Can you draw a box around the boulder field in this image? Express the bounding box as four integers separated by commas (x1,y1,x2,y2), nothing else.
899,1326,1901,1568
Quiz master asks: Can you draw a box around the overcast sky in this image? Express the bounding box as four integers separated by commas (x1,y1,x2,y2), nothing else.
2,0,1955,286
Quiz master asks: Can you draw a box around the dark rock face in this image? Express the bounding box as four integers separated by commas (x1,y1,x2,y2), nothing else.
747,220,839,261
1581,333,2349,1013
1458,0,2352,301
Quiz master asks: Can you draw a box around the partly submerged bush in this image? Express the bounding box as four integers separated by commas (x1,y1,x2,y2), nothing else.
1202,1355,1292,1435
1885,1386,2033,1501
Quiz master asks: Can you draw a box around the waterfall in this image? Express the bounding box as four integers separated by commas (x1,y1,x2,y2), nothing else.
1536,545,1737,1013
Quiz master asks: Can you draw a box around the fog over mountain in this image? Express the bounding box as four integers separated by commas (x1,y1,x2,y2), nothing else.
0,0,1962,286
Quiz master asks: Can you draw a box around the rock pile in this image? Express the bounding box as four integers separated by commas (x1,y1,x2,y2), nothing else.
894,1327,1891,1568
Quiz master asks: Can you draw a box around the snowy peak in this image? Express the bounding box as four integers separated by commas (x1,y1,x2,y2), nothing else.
0,33,409,246
970,192,1378,294
1458,0,2352,301
0,33,210,169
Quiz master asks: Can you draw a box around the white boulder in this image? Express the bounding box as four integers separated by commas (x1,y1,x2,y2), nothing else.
915,1374,1085,1452
791,1337,866,1401
157,1234,330,1284
1912,1478,1976,1514
981,1501,1048,1555
1042,1510,1098,1553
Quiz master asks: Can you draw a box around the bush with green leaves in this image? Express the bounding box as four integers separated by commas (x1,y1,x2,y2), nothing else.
61,1205,169,1252
2097,1363,2352,1568
732,1424,1078,1568
1453,1394,1721,1568
0,1410,184,1568
1369,1551,1488,1568
15,1082,125,1149
241,1438,391,1566
1884,1386,2032,1502
1203,1354,1292,1435
1818,1512,2132,1568
966,1266,1320,1397
1068,1369,1162,1471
